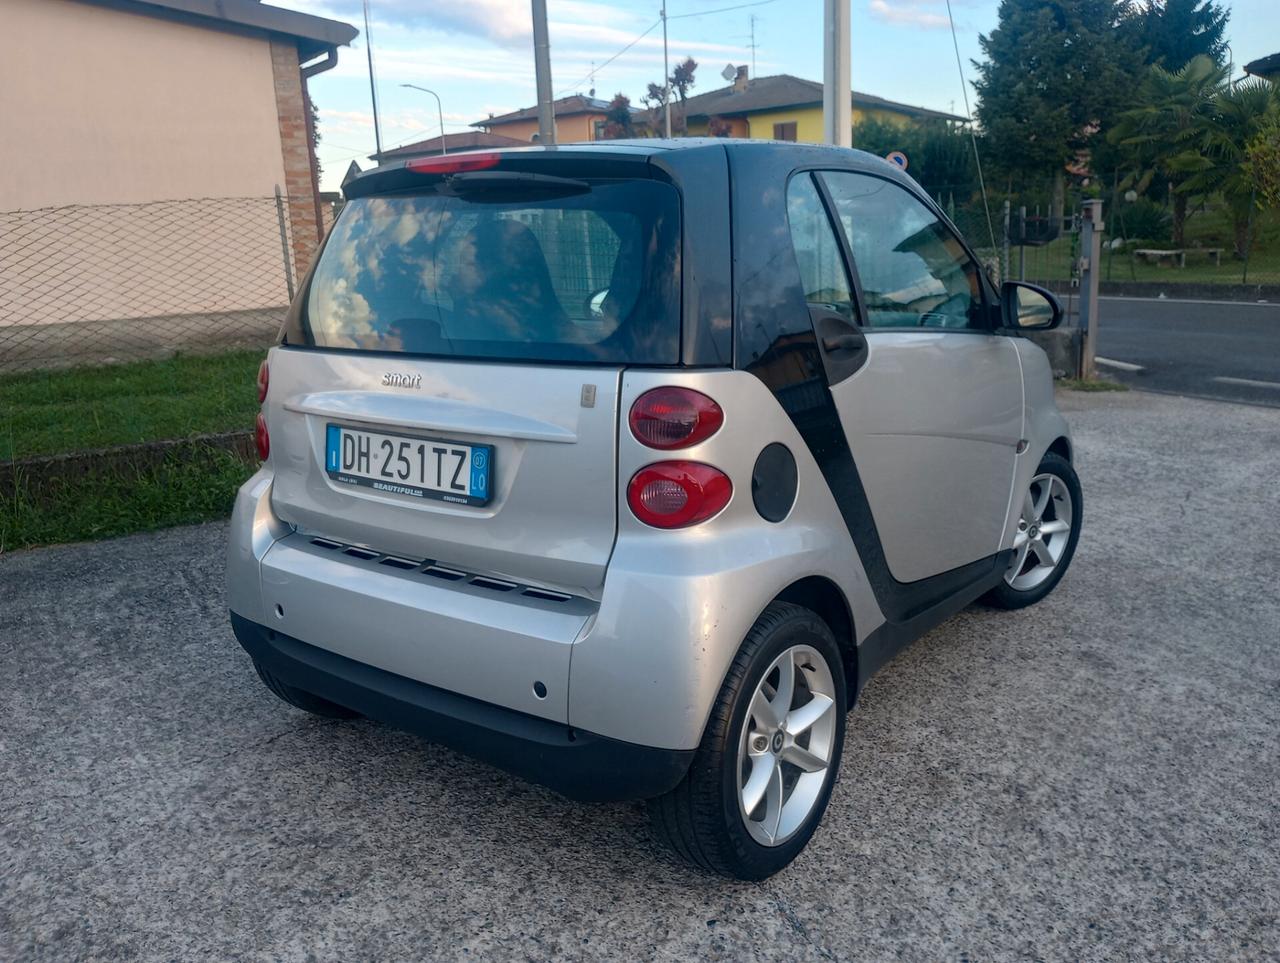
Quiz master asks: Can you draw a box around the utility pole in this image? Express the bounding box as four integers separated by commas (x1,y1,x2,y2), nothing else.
1077,199,1104,380
531,0,557,145
363,0,383,157
822,0,850,147
661,3,672,138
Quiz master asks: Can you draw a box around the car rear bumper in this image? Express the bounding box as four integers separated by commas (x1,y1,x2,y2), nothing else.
230,612,694,803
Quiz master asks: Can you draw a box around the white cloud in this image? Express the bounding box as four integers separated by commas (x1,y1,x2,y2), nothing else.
867,0,951,30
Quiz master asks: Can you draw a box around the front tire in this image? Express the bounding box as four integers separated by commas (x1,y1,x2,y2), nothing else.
647,602,847,880
983,451,1082,610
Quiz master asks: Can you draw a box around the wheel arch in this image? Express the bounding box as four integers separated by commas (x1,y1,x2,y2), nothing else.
1046,435,1072,463
773,575,858,699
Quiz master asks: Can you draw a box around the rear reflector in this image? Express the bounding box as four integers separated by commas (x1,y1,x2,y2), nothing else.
254,411,270,461
256,359,269,403
629,387,724,450
405,152,501,175
627,461,732,529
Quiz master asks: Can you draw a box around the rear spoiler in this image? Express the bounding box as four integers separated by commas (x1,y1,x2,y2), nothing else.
344,146,662,200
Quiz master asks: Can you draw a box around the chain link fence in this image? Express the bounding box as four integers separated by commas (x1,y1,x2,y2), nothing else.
931,179,1280,300
0,194,312,373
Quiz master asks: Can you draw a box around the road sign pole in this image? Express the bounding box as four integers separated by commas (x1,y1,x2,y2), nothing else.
1077,199,1104,380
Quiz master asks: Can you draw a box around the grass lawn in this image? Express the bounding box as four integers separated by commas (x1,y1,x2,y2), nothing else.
0,349,264,462
1,444,255,552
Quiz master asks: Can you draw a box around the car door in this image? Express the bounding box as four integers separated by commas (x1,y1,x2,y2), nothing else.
789,170,1022,584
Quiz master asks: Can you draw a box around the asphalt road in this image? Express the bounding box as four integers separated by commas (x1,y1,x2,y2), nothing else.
1095,296,1280,406
3,390,1279,960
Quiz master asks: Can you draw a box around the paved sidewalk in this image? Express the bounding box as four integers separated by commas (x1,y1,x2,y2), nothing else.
2,389,1278,960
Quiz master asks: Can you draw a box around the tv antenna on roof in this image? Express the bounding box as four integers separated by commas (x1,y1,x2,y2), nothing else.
721,63,736,82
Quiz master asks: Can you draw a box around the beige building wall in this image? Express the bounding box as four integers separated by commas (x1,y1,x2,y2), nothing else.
485,114,604,144
0,0,327,345
0,0,288,209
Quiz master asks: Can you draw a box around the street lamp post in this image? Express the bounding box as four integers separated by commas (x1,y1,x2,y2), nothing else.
400,84,448,154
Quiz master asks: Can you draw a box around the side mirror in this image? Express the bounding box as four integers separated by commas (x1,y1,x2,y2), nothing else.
1001,281,1062,330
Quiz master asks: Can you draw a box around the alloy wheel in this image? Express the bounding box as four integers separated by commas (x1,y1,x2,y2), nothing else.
1006,472,1074,591
737,644,838,847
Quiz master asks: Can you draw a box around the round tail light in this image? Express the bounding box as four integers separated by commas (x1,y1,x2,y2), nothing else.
256,359,270,403
627,462,732,529
629,387,723,449
254,411,270,461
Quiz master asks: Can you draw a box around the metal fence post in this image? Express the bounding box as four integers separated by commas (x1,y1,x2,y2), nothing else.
1000,199,1010,283
1077,199,1104,381
274,185,296,302
1018,206,1026,281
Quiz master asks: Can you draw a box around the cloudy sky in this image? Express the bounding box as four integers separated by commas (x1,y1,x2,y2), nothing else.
269,0,1278,192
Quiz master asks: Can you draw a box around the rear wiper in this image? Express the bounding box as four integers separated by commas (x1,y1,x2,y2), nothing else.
443,171,590,198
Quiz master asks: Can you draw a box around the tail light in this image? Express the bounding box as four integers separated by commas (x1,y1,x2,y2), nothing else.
256,359,270,403
628,462,731,529
405,152,501,175
629,387,723,449
254,411,270,461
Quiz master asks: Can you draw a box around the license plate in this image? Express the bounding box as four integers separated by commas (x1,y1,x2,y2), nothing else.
325,424,493,506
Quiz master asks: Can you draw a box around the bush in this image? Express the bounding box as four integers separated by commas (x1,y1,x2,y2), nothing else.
1115,198,1172,244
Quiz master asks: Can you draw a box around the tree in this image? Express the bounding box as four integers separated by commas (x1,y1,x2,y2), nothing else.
851,118,976,200
1132,0,1229,71
1108,55,1227,246
1244,118,1280,211
641,82,666,133
973,0,1144,225
1181,80,1280,256
647,56,698,134
599,93,637,139
308,94,322,177
671,57,698,107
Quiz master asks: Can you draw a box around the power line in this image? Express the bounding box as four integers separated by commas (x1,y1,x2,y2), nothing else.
667,0,780,21
555,0,779,98
556,19,661,97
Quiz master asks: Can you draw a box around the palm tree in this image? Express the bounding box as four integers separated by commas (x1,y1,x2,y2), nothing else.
1109,54,1228,246
1180,79,1280,257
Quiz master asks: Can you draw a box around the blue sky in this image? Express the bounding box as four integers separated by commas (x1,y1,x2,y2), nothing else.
271,0,1280,191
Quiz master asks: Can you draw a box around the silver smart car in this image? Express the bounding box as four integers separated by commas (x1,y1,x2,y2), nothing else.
227,140,1081,879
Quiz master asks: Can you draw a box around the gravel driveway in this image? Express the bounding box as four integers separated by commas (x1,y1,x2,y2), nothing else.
2,389,1278,960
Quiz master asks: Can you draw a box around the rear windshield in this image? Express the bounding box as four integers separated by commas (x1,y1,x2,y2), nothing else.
301,179,681,364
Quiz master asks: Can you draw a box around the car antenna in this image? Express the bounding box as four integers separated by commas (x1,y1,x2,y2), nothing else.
945,0,997,259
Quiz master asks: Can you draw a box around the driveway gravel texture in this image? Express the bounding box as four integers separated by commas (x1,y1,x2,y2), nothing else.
2,389,1277,961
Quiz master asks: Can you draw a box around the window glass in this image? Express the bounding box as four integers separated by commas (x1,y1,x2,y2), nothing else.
821,171,983,329
773,121,798,141
785,174,856,324
303,180,680,363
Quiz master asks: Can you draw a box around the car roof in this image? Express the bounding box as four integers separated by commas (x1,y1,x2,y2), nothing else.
345,139,912,198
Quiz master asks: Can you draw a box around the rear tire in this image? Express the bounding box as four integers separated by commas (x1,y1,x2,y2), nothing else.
647,601,847,880
983,452,1082,610
253,660,360,719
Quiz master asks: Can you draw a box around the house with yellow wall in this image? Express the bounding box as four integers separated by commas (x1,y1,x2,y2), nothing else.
681,69,964,142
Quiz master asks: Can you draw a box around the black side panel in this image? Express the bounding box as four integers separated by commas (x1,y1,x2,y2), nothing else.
728,143,1009,633
231,613,693,803
854,553,1012,695
649,146,734,366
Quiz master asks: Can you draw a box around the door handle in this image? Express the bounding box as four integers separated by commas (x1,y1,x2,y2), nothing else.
822,333,866,353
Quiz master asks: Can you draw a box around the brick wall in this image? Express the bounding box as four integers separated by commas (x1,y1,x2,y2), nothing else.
269,39,322,279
